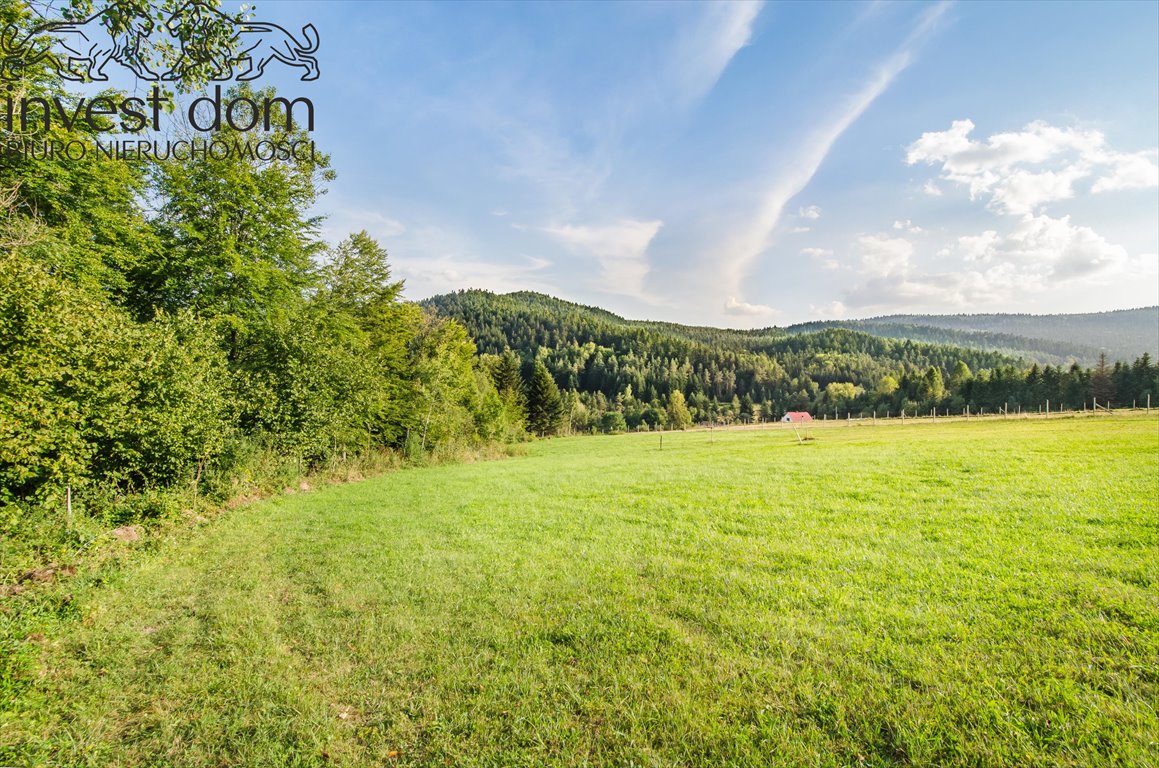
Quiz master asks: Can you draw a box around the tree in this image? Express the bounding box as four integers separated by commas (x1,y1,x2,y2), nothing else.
949,360,972,391
666,390,693,430
318,231,403,314
919,366,945,402
526,361,563,436
876,375,899,398
1091,351,1115,405
137,84,333,346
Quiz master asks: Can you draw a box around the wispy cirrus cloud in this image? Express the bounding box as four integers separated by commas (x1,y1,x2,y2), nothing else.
394,250,555,298
715,1,952,299
670,1,764,103
543,218,663,301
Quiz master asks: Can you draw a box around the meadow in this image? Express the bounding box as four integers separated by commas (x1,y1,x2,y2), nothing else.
2,415,1157,767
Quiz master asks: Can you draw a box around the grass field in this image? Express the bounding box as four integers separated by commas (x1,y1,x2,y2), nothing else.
2,415,1157,767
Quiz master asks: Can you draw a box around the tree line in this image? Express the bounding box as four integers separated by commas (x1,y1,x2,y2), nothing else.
425,290,1159,434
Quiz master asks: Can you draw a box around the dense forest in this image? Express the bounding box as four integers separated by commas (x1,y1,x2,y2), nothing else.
0,0,521,538
790,307,1158,366
425,290,1159,433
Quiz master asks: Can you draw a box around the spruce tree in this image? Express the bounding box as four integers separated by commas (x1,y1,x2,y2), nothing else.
526,361,563,436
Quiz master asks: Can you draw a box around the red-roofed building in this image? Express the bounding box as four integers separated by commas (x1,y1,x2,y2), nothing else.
781,412,813,423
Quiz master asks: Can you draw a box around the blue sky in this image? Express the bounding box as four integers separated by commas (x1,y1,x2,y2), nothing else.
230,1,1157,325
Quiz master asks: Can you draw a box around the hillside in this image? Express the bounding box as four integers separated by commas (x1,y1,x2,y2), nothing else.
789,307,1159,366
421,291,1158,430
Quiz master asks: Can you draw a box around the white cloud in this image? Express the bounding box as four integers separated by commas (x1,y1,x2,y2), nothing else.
892,219,923,233
790,226,811,233
989,166,1089,215
394,252,553,298
953,230,1001,262
724,296,780,317
858,234,913,277
922,180,943,197
543,218,663,300
939,214,1126,280
801,247,834,258
845,267,1022,311
1004,213,1127,281
907,118,1158,214
1091,150,1159,192
672,1,764,103
798,205,822,220
844,212,1132,313
809,300,848,319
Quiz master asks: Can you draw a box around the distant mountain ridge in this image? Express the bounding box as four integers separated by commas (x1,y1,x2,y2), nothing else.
421,290,1158,427
789,307,1158,366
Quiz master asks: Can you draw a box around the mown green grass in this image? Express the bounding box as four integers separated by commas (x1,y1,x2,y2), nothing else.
2,415,1157,767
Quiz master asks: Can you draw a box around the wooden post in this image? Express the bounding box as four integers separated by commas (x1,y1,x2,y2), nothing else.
660,434,663,450
1046,399,1050,417
421,403,432,451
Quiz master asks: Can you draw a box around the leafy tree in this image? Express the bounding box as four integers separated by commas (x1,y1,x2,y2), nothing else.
599,411,628,434
136,84,333,344
949,360,972,390
666,390,692,430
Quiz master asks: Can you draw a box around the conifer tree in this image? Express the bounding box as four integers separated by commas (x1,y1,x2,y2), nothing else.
526,361,563,436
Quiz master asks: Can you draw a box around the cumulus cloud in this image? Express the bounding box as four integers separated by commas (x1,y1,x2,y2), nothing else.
922,180,943,197
1092,150,1159,192
543,218,663,300
809,300,848,319
724,296,780,317
886,117,1147,312
801,246,840,270
858,234,914,277
798,205,822,220
845,267,1021,311
843,211,1130,313
892,219,923,233
906,119,1159,214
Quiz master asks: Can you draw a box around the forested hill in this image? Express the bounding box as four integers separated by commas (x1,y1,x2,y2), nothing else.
423,290,1158,429
789,307,1158,366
